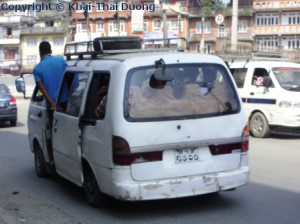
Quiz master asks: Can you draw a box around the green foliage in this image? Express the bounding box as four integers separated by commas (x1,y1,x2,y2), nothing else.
202,0,225,15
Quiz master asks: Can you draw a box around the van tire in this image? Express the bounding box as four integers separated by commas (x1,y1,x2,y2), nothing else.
250,112,270,138
84,166,107,207
34,144,49,178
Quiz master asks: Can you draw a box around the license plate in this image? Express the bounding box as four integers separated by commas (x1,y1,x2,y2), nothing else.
174,148,199,164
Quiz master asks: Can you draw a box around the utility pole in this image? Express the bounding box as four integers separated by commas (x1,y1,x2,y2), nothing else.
200,16,205,53
161,1,168,47
231,0,238,52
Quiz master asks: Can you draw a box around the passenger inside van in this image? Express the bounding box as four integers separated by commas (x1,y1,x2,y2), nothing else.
253,70,269,86
94,85,108,118
84,74,110,119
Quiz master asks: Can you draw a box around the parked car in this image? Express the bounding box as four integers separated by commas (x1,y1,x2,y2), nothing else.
0,84,17,126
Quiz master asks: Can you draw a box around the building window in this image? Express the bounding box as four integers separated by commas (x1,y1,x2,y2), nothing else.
6,27,12,36
256,37,278,50
53,37,64,46
77,22,87,33
27,55,37,64
286,13,300,25
196,22,211,34
27,37,37,46
218,24,226,37
167,19,179,31
286,37,300,49
4,49,17,60
109,20,125,33
256,13,279,26
45,21,54,27
153,19,161,31
144,19,148,32
96,21,104,32
196,44,211,54
238,21,247,33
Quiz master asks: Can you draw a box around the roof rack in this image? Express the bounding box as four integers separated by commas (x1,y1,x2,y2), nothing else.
64,36,189,60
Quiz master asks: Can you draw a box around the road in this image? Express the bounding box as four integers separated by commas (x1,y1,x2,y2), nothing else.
0,99,300,224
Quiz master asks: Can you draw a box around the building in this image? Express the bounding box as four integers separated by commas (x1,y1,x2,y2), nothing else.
0,0,70,75
70,0,189,48
252,0,300,60
20,0,70,73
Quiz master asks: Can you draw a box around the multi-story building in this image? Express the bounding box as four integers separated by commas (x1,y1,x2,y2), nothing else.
0,13,21,75
70,0,189,48
20,0,70,72
70,0,251,54
0,0,70,75
252,0,300,53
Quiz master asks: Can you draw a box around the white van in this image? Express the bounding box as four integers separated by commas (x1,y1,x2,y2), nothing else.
230,60,300,138
17,37,249,207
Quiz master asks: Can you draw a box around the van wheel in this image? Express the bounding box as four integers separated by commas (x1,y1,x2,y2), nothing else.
84,167,107,207
34,144,49,178
250,112,270,138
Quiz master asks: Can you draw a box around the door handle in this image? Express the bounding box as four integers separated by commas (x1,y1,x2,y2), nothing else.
53,119,58,133
37,111,42,117
250,92,254,95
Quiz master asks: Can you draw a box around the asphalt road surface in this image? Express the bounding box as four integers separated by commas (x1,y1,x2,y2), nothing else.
0,99,299,224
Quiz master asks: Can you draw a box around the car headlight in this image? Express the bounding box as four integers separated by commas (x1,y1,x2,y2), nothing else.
279,101,300,108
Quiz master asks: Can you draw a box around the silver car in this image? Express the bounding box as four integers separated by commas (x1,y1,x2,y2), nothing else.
0,84,17,126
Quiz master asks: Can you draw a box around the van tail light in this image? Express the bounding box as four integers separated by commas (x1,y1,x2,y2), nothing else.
9,97,16,106
112,136,162,166
241,125,249,152
113,136,136,165
209,143,241,155
209,125,249,155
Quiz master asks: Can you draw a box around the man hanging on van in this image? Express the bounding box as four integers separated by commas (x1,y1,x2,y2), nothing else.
33,41,68,109
33,41,68,127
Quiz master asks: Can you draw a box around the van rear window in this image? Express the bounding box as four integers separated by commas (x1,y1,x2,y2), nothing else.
124,64,240,121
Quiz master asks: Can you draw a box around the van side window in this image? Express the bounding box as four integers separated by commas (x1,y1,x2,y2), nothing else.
84,72,110,120
252,68,274,87
57,72,88,117
231,68,247,88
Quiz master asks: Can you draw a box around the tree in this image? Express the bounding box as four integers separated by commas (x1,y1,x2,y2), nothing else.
197,0,225,16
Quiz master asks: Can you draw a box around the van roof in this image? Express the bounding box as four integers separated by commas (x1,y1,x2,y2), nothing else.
67,51,226,68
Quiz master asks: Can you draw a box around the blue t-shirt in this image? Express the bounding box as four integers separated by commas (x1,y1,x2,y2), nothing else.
33,55,67,103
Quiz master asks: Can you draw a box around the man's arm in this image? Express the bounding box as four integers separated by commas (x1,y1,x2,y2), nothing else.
36,81,56,109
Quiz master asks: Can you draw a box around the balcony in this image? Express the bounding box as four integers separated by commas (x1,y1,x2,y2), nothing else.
253,0,300,11
253,25,300,35
0,31,20,44
20,26,68,35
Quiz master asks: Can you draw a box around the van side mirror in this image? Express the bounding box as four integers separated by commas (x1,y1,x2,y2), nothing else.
15,77,29,99
263,77,272,88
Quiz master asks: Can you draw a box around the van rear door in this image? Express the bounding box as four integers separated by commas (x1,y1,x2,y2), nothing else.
118,63,247,181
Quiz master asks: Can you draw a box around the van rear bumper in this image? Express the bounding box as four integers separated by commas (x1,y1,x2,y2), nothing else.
111,166,249,201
